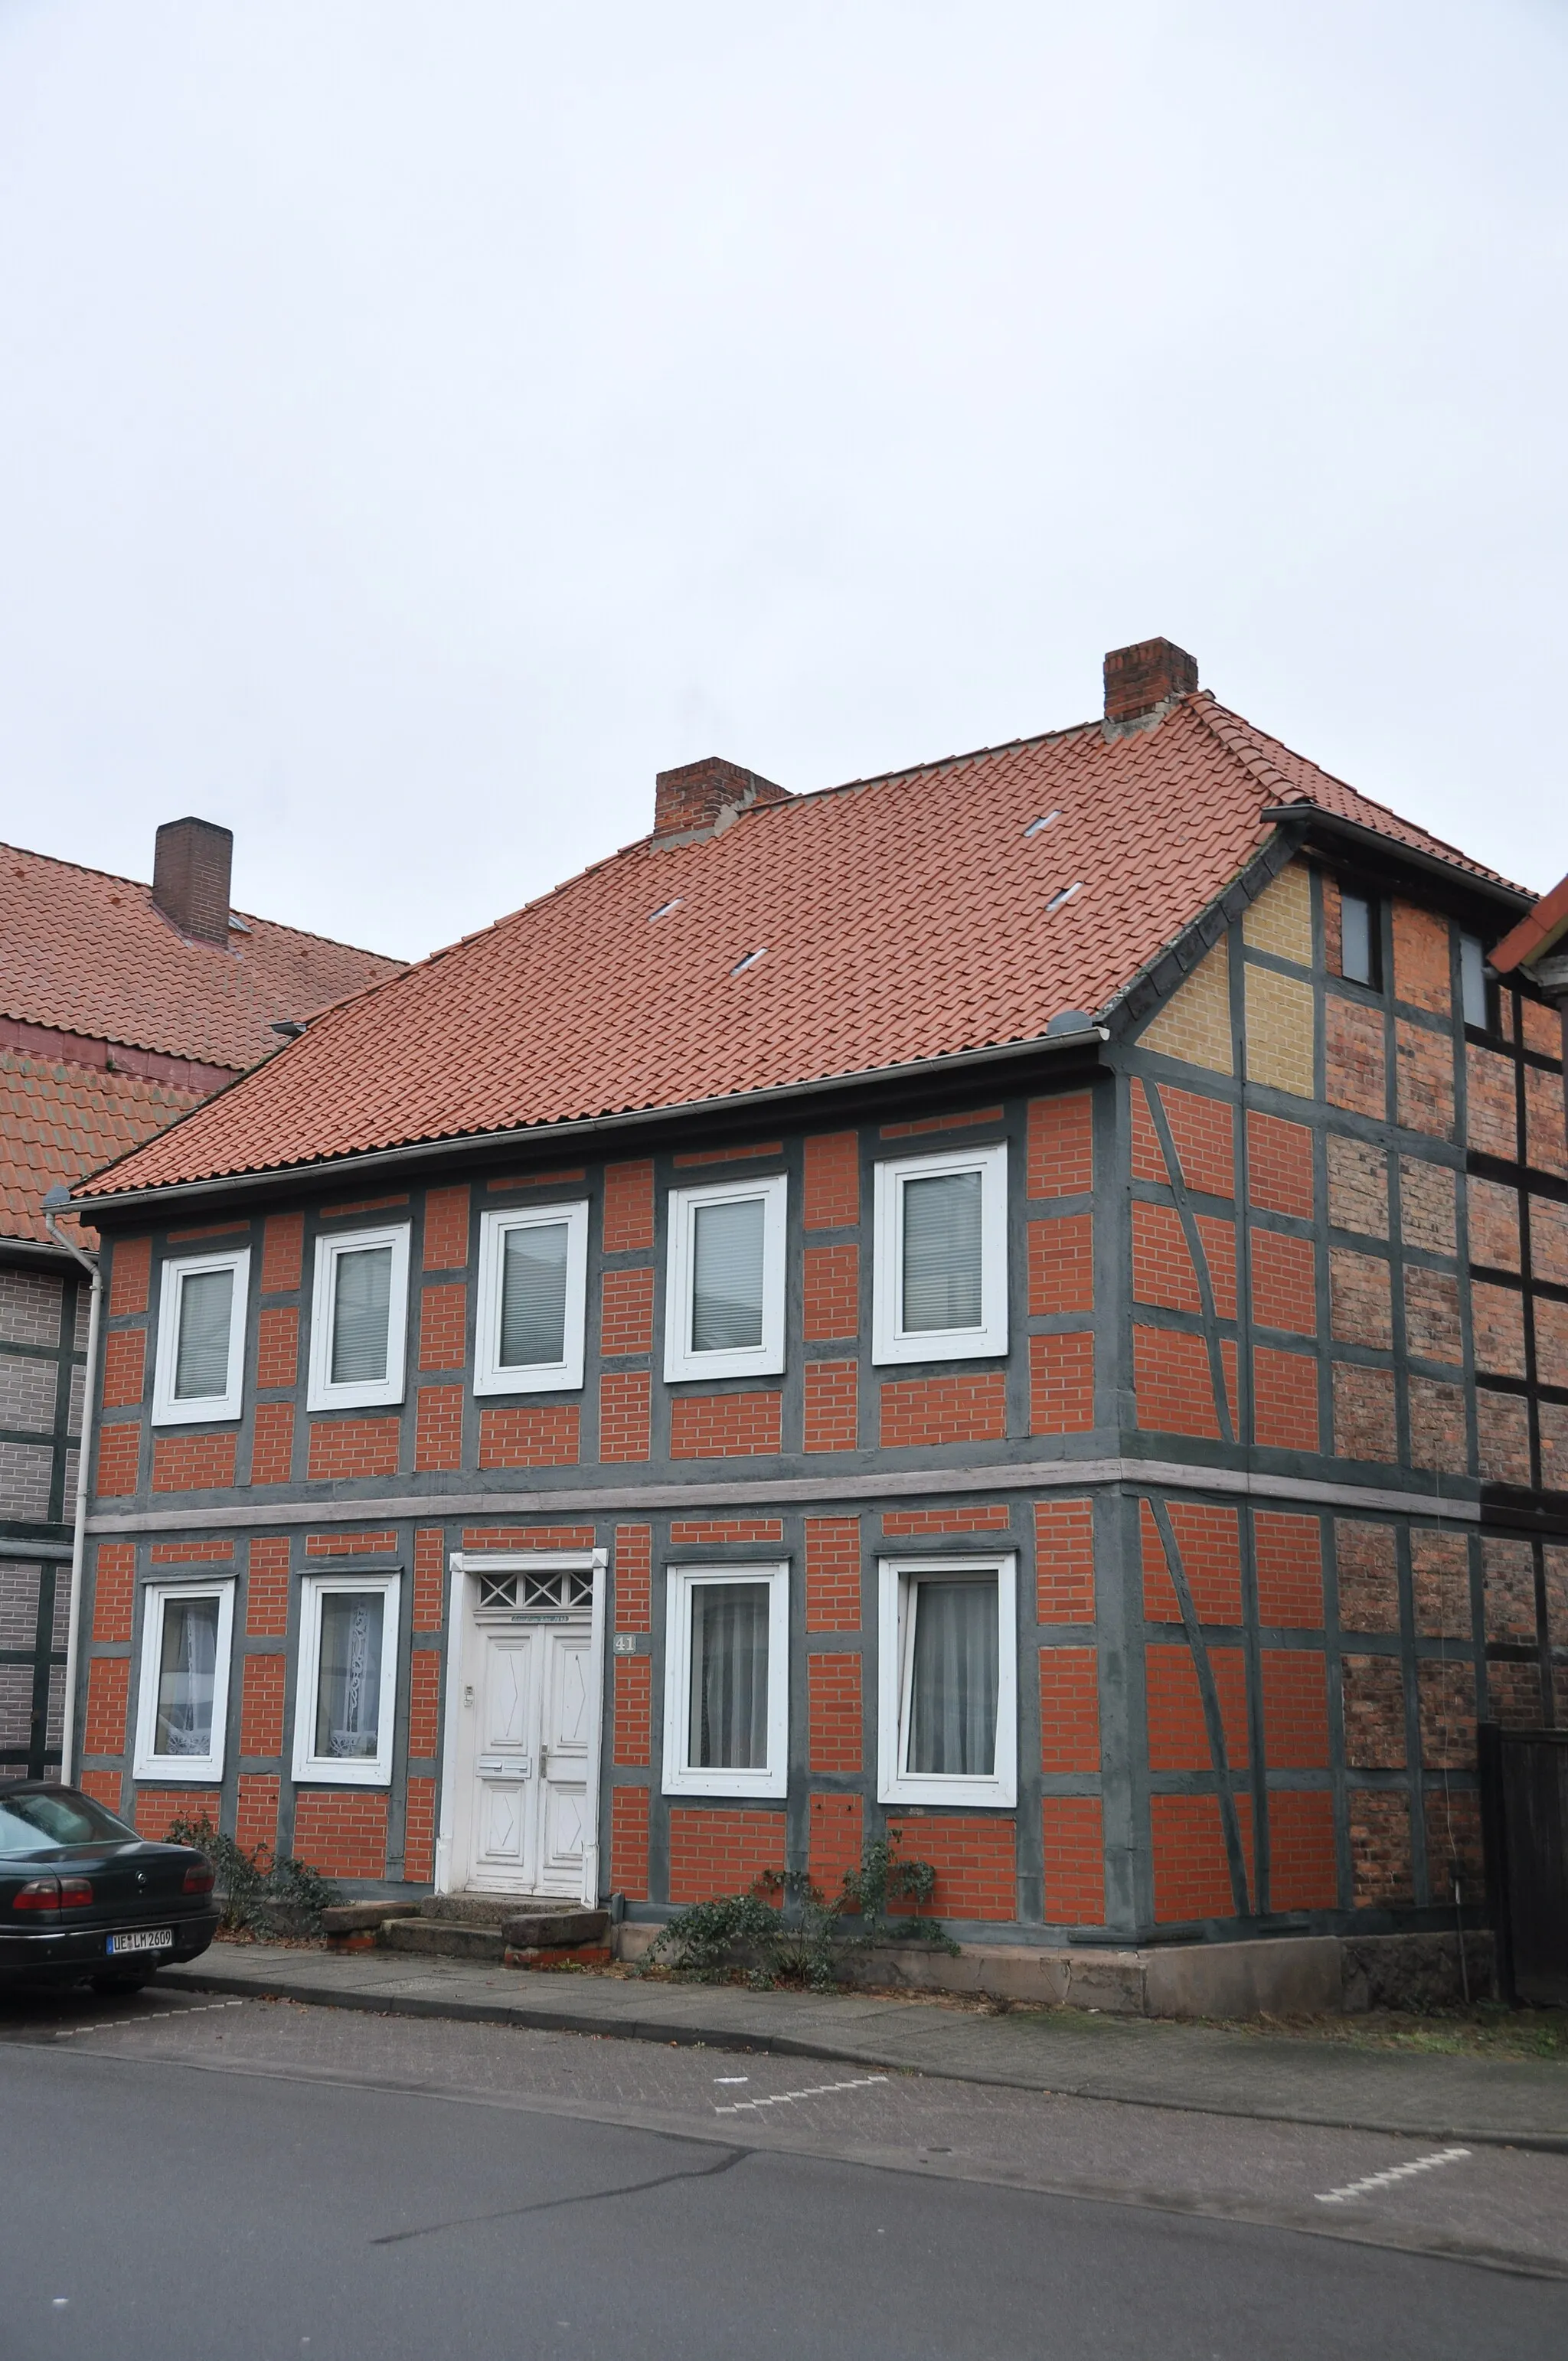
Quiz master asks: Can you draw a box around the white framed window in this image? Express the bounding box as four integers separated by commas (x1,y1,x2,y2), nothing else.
662,1563,789,1798
151,1248,250,1425
293,1571,401,1787
664,1173,787,1382
877,1553,1017,1808
305,1225,411,1412
474,1201,588,1395
132,1579,236,1782
871,1141,1008,1364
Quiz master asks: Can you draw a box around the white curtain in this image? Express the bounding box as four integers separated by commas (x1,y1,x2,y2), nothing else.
689,1582,769,1768
691,1198,765,1351
315,1592,384,1759
901,1171,982,1332
331,1246,392,1384
155,1598,219,1755
174,1269,234,1400
906,1578,998,1775
500,1221,569,1367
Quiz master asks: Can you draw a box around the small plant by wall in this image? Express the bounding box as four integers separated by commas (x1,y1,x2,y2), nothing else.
165,1813,338,1938
642,1829,959,1990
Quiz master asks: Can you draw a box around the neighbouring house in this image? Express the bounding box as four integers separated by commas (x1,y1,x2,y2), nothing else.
1,818,400,1779
61,643,1568,1964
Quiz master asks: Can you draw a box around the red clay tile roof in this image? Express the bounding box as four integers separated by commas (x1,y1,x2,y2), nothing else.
2,1052,207,1246
0,841,402,1072
76,691,1530,1201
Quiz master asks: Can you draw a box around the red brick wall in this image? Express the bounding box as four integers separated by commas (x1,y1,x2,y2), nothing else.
600,1370,651,1461
1132,1325,1220,1439
1333,1363,1397,1464
1038,1647,1099,1772
1026,1092,1093,1197
83,1655,129,1756
1151,1792,1253,1922
1348,1790,1412,1904
95,1422,141,1497
671,1518,783,1547
885,1504,1009,1537
306,1528,397,1556
600,1267,654,1354
614,1524,652,1631
250,1402,294,1486
667,1807,786,1903
292,1791,388,1879
1043,1796,1104,1925
1268,1791,1338,1910
236,1774,279,1860
408,1649,442,1759
1254,1512,1323,1627
403,1776,436,1883
885,1814,1016,1921
1132,1201,1201,1312
476,1405,578,1468
613,1656,651,1767
1326,996,1385,1118
611,1785,650,1899
240,1654,286,1756
151,1540,234,1565
603,1161,655,1252
101,1327,145,1409
1392,902,1450,1014
247,1537,291,1636
1028,1215,1093,1314
1253,1346,1319,1452
880,1108,1002,1141
1035,1497,1095,1621
108,1236,152,1317
135,1786,216,1839
671,1390,782,1458
423,1184,470,1272
413,1528,446,1633
1395,1020,1453,1140
1259,1651,1328,1767
305,1417,400,1482
1342,1657,1406,1767
804,1360,858,1452
1250,1230,1316,1334
91,1543,135,1644
260,1213,304,1294
808,1791,863,1899
418,1283,466,1370
1146,1644,1249,1769
1141,1500,1242,1621
256,1305,299,1389
416,1386,464,1471
803,1244,858,1338
1247,1112,1313,1219
805,1517,860,1632
153,1432,237,1492
803,1132,859,1228
1134,1085,1233,1197
880,1372,1007,1448
808,1654,862,1772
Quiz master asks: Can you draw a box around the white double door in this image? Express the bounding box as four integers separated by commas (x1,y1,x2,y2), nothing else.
466,1618,592,1897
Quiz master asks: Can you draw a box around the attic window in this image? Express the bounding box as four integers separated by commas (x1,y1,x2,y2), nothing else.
1024,811,1061,838
730,948,767,975
1046,883,1083,913
648,898,683,923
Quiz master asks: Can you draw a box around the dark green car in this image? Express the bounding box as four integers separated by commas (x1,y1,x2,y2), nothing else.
0,1784,220,1995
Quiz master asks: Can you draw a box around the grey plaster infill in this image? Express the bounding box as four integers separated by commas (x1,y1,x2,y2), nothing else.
84,1458,1485,1539
158,1943,1568,2148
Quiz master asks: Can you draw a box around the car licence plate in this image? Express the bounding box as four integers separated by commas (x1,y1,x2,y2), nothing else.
106,1928,174,1956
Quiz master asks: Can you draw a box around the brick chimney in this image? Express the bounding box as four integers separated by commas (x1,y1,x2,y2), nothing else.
1103,638,1199,727
152,817,234,947
653,757,790,842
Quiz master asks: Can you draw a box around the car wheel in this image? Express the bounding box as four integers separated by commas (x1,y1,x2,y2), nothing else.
89,1970,153,1996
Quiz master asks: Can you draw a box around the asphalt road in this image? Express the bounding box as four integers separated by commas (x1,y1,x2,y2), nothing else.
4,1987,1566,2361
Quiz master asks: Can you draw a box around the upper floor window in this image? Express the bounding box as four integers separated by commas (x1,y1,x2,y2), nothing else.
152,1248,250,1425
664,1174,787,1382
133,1577,235,1782
662,1562,789,1798
871,1142,1008,1364
306,1225,410,1412
877,1553,1017,1809
1459,932,1491,1030
475,1203,588,1395
1339,890,1382,989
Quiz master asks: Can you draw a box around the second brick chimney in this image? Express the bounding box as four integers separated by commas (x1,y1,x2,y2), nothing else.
152,816,234,947
653,757,790,842
1102,638,1199,727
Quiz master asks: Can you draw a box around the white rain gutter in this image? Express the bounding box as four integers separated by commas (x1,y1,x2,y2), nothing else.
44,1190,102,1786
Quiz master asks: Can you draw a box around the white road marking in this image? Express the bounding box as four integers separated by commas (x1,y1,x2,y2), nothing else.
714,2074,889,2115
1315,2147,1471,2204
54,1998,245,2040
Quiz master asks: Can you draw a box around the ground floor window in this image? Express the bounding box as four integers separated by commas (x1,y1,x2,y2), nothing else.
292,1572,401,1786
132,1580,235,1783
877,1554,1016,1807
662,1563,789,1798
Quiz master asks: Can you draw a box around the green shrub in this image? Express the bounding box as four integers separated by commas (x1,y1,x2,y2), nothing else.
165,1814,338,1938
640,1827,958,1989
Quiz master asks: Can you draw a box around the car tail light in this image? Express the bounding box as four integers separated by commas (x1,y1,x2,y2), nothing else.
58,1876,93,1909
182,1860,215,1894
12,1878,61,1911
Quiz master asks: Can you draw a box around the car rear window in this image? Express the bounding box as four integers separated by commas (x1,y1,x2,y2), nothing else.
0,1790,138,1856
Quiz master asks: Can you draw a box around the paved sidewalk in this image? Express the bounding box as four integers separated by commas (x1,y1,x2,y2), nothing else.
161,1941,1568,2149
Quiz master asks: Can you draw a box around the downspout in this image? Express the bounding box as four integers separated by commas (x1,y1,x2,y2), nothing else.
44,1189,103,1787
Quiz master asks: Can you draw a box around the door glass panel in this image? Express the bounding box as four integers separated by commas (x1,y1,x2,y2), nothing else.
314,1592,384,1759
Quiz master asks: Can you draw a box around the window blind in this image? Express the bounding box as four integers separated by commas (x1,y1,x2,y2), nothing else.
330,1246,393,1385
174,1269,234,1399
154,1597,220,1755
315,1592,384,1759
499,1221,569,1367
900,1170,983,1331
689,1582,769,1769
906,1576,998,1776
691,1197,766,1352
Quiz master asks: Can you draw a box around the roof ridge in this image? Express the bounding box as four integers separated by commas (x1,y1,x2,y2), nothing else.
0,837,400,965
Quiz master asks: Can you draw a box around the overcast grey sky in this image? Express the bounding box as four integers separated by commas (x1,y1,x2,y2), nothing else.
1,2,1563,962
